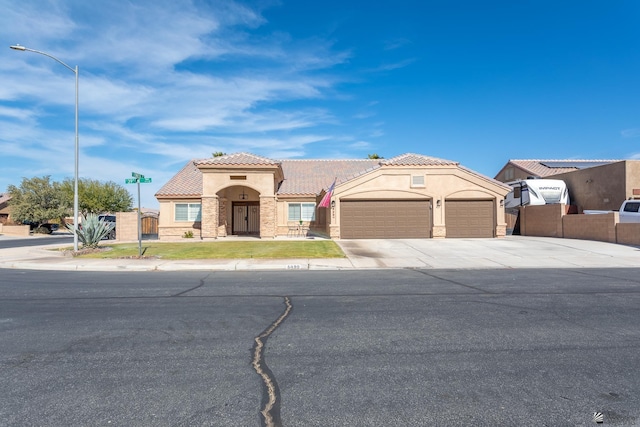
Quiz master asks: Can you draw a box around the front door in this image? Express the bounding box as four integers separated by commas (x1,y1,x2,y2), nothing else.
233,202,260,235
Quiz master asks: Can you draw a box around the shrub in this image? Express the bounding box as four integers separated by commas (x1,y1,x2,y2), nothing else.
67,214,115,249
183,230,194,238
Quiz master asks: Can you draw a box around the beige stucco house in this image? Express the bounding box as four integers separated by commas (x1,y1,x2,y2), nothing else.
155,152,510,239
494,159,620,182
495,159,640,212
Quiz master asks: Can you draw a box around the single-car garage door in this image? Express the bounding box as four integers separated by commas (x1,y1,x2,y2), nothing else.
445,200,494,238
341,200,431,239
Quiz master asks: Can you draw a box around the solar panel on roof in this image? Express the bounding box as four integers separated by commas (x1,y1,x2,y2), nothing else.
539,161,613,169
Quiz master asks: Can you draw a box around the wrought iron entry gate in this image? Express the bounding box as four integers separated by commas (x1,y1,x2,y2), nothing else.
233,202,260,235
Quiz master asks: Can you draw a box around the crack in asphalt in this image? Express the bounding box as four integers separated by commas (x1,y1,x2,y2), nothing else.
252,296,292,427
171,274,211,297
410,269,495,294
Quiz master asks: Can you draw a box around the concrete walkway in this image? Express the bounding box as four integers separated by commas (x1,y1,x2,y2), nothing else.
0,235,639,271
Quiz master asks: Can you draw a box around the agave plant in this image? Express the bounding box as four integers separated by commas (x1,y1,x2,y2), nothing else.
67,213,115,249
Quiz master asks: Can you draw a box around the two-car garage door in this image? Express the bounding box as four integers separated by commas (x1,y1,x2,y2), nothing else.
340,199,495,239
340,200,431,239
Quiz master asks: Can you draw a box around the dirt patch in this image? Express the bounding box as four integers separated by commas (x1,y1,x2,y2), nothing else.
65,247,112,257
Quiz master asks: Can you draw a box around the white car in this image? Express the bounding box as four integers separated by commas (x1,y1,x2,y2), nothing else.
619,200,640,223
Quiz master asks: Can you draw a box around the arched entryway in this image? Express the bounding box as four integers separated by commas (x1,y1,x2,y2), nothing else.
217,185,262,236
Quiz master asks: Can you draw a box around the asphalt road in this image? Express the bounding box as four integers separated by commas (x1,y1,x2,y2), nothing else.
1,268,639,426
0,235,73,250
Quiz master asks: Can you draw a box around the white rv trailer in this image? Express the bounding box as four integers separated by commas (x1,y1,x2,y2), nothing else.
504,179,570,211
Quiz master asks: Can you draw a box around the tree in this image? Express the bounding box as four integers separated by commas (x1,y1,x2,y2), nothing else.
367,153,383,159
212,151,226,157
59,178,133,217
7,176,68,225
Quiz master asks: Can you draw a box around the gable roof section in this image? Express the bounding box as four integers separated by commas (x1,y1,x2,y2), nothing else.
505,159,620,178
195,152,280,167
381,153,458,166
279,154,463,195
155,161,203,198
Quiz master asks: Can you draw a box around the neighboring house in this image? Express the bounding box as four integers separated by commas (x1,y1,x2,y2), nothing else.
494,159,620,182
156,152,510,240
548,160,640,212
0,193,11,225
495,159,640,212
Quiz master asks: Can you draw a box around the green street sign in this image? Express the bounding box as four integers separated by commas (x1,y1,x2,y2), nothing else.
132,172,144,179
125,177,152,184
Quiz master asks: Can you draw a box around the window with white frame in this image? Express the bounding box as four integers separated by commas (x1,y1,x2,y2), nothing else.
175,203,202,222
288,202,316,221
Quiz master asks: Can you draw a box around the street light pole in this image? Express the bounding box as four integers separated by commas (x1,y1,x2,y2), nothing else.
10,44,80,251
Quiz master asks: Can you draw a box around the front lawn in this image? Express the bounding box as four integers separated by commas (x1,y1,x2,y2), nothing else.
76,240,345,259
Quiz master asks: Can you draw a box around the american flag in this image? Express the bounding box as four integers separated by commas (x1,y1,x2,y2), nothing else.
319,178,336,208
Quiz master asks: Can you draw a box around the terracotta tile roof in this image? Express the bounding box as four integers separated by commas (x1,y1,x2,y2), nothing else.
508,159,621,177
155,161,203,198
155,153,478,198
278,159,380,195
195,152,280,167
381,153,458,166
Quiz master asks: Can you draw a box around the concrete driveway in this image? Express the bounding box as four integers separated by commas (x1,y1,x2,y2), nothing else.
336,235,640,269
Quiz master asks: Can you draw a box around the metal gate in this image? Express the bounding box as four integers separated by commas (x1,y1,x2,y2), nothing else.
233,202,260,235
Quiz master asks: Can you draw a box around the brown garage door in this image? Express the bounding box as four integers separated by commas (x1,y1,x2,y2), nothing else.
341,200,431,239
445,200,494,238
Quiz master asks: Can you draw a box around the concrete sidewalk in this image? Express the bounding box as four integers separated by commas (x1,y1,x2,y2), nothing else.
0,235,639,271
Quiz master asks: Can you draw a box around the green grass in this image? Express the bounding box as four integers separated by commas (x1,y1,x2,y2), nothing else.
77,240,346,260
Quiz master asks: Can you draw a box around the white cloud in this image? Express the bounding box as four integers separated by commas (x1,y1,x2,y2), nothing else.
621,128,640,138
0,0,391,205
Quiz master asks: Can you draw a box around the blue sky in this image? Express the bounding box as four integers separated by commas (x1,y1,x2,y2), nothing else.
1,0,639,208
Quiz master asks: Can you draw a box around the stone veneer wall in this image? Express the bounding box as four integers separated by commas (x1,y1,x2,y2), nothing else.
432,225,446,238
218,197,228,237
201,196,218,239
158,224,201,240
260,196,276,238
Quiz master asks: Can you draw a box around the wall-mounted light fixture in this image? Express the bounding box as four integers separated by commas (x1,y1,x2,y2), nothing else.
500,199,504,207
331,200,335,208
436,199,441,208
239,190,248,200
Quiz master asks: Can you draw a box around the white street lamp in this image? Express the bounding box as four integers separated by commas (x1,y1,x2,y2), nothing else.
10,44,80,251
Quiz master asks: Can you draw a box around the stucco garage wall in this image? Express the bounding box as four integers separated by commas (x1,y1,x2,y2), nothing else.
333,167,508,239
